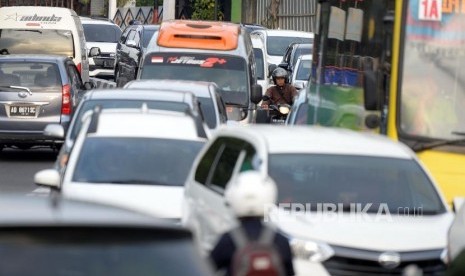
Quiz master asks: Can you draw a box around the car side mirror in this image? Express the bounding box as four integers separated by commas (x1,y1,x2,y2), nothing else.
294,82,304,90
89,47,101,57
452,197,465,213
251,84,263,105
126,39,139,49
34,169,61,189
278,62,289,70
84,80,96,90
268,64,277,77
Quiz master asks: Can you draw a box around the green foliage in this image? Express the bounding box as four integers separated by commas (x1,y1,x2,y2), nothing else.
191,0,224,21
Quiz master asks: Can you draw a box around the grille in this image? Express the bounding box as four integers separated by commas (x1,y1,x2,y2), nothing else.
323,246,446,276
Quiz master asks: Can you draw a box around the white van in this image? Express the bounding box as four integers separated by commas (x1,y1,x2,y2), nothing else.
0,6,89,82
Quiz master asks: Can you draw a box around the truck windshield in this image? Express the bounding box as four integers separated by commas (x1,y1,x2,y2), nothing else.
141,53,249,106
0,29,74,58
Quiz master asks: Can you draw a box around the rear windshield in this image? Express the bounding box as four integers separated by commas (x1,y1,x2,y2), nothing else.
0,29,74,58
0,228,212,275
70,100,191,140
83,24,122,43
142,29,158,48
267,36,313,56
0,62,61,90
141,53,249,106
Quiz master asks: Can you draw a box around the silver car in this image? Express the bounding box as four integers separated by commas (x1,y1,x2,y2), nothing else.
0,54,94,150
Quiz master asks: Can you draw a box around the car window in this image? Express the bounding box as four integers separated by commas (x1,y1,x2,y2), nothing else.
133,31,141,46
1,62,60,90
67,63,83,91
120,27,131,44
268,154,446,214
142,28,157,48
0,29,74,58
126,30,136,44
73,137,204,186
197,97,216,129
195,139,225,185
70,100,190,140
215,92,228,123
83,24,122,43
253,48,265,80
296,59,311,80
0,228,213,275
267,36,313,56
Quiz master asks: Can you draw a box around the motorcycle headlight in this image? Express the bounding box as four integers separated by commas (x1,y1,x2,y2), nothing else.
279,106,290,115
290,238,334,262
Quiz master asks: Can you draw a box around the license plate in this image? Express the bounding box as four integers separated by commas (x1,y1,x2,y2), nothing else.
103,60,114,68
9,105,36,117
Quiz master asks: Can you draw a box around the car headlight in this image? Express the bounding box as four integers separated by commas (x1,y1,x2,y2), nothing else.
290,238,334,262
279,106,290,115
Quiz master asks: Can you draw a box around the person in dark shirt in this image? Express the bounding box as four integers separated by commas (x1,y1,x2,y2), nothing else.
209,171,295,276
261,67,298,108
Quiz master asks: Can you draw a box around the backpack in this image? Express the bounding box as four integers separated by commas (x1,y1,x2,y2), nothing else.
230,225,285,276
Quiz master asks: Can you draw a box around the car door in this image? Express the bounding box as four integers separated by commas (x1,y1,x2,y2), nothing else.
184,136,259,252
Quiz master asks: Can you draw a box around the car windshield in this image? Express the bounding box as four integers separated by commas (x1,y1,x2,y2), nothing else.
141,53,249,106
267,36,313,56
72,137,204,185
268,154,446,214
83,24,122,43
70,100,191,141
0,29,74,57
0,228,212,275
197,97,216,129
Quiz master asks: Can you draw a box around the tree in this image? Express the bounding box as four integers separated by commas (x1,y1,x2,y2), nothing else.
191,0,223,21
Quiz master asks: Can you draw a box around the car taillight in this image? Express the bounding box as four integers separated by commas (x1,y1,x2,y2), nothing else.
76,62,82,74
61,84,71,115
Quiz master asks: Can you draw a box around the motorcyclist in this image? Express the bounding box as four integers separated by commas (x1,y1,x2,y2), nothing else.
209,171,295,276
261,67,298,109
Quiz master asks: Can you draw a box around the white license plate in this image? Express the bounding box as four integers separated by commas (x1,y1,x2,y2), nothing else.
10,105,36,117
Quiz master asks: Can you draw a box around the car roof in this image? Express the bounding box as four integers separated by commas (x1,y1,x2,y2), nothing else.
85,88,198,102
216,125,415,158
297,54,312,61
124,80,215,98
80,16,117,25
0,194,187,233
87,108,205,141
264,29,314,38
0,54,68,62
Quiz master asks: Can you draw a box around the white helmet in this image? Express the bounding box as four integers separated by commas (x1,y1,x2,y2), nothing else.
225,171,278,217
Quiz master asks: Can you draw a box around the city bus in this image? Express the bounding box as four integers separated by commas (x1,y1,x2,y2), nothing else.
288,0,465,206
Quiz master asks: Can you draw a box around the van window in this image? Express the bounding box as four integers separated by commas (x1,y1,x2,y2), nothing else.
141,53,249,106
83,24,121,43
253,48,265,80
0,29,74,57
267,36,313,56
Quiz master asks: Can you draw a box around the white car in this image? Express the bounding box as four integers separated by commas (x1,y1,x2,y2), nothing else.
291,54,312,90
252,29,314,67
81,17,122,79
35,108,207,221
182,125,453,275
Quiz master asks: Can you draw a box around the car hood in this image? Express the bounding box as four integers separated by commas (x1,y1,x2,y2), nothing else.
86,42,117,54
270,210,454,251
63,183,184,219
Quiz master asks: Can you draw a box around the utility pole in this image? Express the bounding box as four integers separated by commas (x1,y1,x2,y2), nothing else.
163,0,176,20
108,0,117,21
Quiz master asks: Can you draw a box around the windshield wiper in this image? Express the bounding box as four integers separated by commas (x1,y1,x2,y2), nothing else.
92,179,174,185
412,135,465,152
0,86,32,94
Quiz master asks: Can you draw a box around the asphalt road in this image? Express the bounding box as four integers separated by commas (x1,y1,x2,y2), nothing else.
0,147,56,194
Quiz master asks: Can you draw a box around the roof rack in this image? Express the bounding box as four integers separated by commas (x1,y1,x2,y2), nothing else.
157,20,240,51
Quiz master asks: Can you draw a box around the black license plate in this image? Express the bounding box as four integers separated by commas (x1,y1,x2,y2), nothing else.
10,105,36,117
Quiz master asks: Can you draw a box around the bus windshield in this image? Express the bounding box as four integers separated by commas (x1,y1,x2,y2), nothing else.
0,29,74,58
399,1,465,140
141,53,249,106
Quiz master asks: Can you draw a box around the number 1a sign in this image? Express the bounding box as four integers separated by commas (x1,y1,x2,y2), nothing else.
419,0,442,21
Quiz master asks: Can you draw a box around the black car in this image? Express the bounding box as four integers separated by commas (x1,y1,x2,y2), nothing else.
279,42,313,74
0,195,214,275
114,24,160,87
0,54,94,150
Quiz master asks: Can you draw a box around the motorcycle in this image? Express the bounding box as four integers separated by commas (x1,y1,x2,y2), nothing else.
256,96,291,125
